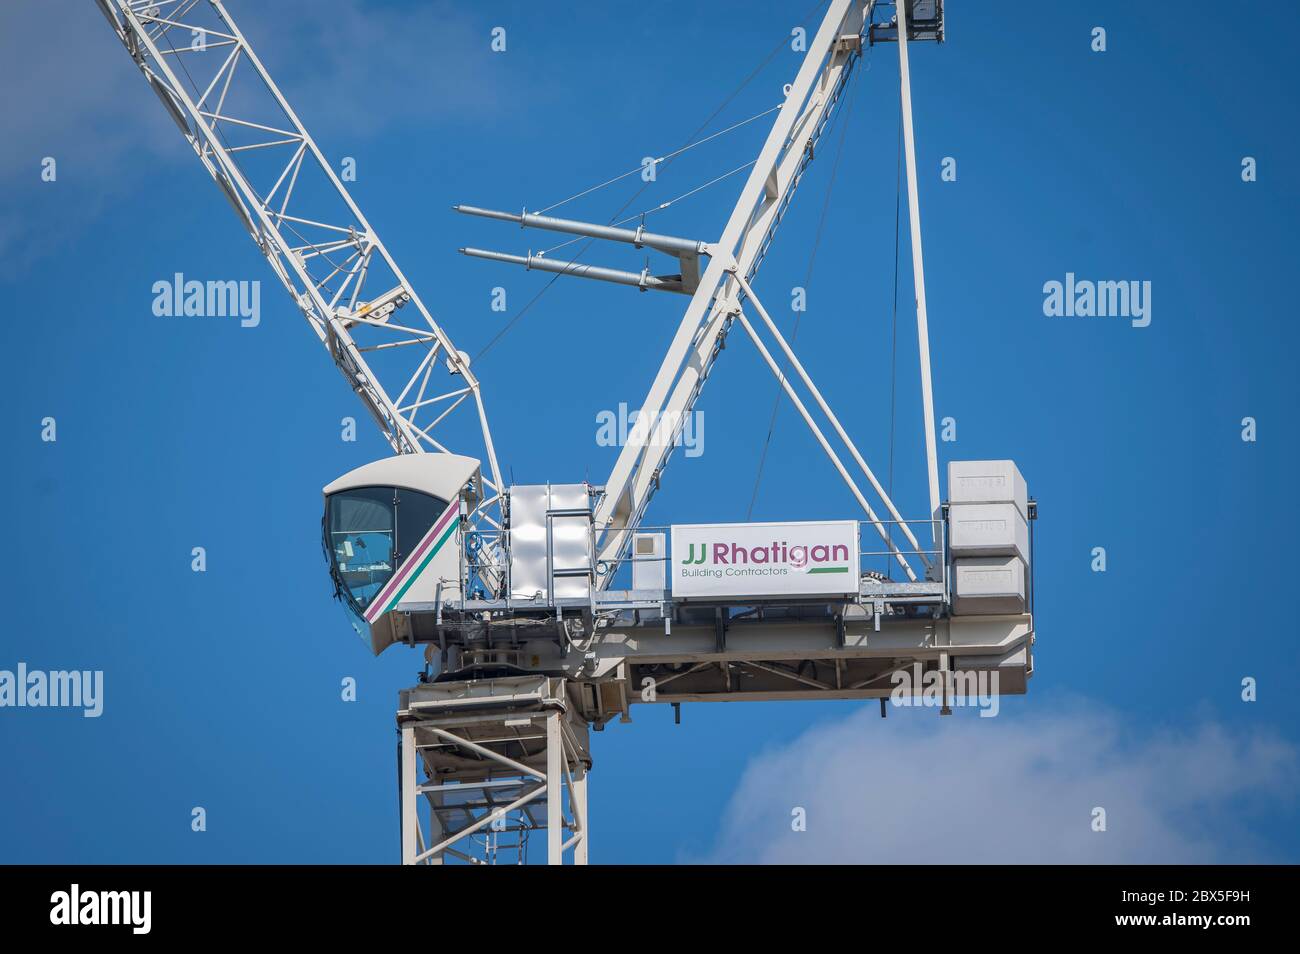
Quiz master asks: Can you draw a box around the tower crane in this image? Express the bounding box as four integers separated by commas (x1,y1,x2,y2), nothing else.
99,0,1036,865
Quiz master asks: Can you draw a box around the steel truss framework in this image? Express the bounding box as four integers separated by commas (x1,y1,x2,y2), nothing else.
399,676,589,866
390,611,1031,864
96,0,504,515
98,0,1028,866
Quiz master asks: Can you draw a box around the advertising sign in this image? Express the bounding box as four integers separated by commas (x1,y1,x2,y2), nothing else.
670,520,860,599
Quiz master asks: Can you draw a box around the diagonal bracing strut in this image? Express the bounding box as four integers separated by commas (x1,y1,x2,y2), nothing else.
591,0,870,574
728,270,931,580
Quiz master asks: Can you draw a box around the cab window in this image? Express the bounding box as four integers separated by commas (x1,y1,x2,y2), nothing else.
325,486,449,614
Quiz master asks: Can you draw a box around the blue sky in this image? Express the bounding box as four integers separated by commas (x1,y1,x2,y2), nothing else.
1,0,1297,863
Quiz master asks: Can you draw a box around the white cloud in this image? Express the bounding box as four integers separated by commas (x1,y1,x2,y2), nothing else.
692,699,1298,863
235,1,506,137
0,0,512,273
0,2,170,184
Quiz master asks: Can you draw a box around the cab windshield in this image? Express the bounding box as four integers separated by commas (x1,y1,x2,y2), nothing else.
325,486,447,613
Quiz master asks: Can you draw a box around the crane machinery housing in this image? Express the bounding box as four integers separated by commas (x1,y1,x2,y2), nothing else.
97,0,1036,865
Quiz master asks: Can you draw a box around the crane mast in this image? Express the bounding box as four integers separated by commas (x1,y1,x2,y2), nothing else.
96,0,504,506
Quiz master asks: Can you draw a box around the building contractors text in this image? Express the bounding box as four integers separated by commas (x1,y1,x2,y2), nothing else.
670,520,860,599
